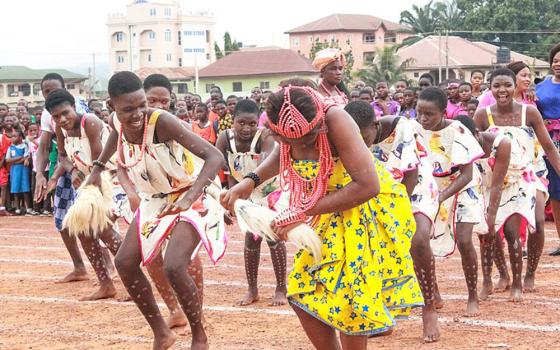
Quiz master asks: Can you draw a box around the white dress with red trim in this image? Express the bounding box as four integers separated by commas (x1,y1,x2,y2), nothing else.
62,113,132,222
423,120,485,257
113,110,226,265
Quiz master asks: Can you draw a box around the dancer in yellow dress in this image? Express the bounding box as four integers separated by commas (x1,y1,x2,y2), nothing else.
222,86,422,349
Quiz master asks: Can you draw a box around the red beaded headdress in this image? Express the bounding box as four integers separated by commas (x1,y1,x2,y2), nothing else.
267,86,334,227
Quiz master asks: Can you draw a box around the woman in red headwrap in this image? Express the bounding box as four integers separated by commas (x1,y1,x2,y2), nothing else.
222,86,422,349
312,48,350,106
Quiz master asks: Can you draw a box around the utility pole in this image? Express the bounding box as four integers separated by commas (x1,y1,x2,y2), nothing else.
87,67,92,100
438,30,442,84
194,53,199,94
445,29,449,81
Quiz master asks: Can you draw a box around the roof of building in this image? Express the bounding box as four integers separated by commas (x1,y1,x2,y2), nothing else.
199,48,317,79
135,67,195,81
0,66,87,82
286,14,408,34
396,35,549,69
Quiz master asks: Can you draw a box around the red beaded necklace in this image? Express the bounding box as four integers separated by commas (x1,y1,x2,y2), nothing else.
319,81,348,105
267,86,334,227
116,116,149,169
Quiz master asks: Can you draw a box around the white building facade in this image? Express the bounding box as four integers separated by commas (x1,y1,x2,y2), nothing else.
107,0,215,73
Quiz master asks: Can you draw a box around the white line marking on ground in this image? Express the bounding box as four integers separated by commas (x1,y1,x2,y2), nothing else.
2,271,560,306
2,293,559,332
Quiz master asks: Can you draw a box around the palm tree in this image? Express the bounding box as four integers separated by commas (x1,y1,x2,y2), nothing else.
400,0,440,34
434,0,462,31
355,47,411,86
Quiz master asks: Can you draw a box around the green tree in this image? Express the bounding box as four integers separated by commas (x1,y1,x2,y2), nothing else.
214,42,223,59
355,47,410,86
400,0,440,34
214,31,240,60
434,0,463,30
309,38,355,83
455,0,560,60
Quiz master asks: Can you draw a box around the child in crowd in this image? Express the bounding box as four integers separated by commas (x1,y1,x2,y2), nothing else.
226,95,238,115
350,89,360,101
359,89,374,104
419,87,484,316
6,128,31,215
176,108,190,123
0,116,15,215
27,123,50,215
213,99,233,134
193,103,217,144
215,99,288,306
345,100,441,342
393,91,404,113
373,81,400,116
399,87,417,119
445,82,462,119
466,99,479,118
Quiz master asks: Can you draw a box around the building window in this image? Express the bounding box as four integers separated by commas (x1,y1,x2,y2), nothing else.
205,84,215,93
414,72,420,78
346,35,352,45
193,48,205,53
206,53,211,60
184,30,193,36
115,32,124,42
148,54,152,62
178,31,182,45
166,53,172,61
19,84,31,96
329,35,336,43
362,52,375,64
259,81,270,90
165,30,171,41
178,58,182,67
384,34,396,43
206,30,210,43
117,55,125,63
293,38,300,47
363,33,375,43
148,31,156,40
7,85,15,96
164,7,171,16
149,8,156,16
232,82,242,92
177,83,188,94
67,84,75,90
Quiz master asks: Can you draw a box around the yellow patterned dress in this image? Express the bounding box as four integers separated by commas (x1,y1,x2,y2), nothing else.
287,157,423,335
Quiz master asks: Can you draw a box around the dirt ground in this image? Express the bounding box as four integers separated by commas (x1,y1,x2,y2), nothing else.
1,216,560,349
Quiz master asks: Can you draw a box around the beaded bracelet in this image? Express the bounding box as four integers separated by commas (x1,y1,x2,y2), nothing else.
92,160,107,169
243,172,261,187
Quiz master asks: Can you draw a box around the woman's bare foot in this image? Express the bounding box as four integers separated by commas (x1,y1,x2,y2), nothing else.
422,308,440,343
153,329,177,350
55,268,88,283
191,328,209,350
523,274,536,292
79,282,117,301
117,294,133,302
167,310,188,329
464,298,480,317
479,280,493,301
509,287,523,302
238,288,259,306
269,287,287,306
494,275,511,292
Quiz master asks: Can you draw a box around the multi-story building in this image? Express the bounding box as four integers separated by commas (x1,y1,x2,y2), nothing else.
286,14,411,70
106,0,215,73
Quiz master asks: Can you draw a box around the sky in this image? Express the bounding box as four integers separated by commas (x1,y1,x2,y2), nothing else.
1,0,430,76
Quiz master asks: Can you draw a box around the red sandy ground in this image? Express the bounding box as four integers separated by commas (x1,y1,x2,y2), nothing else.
1,216,560,349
